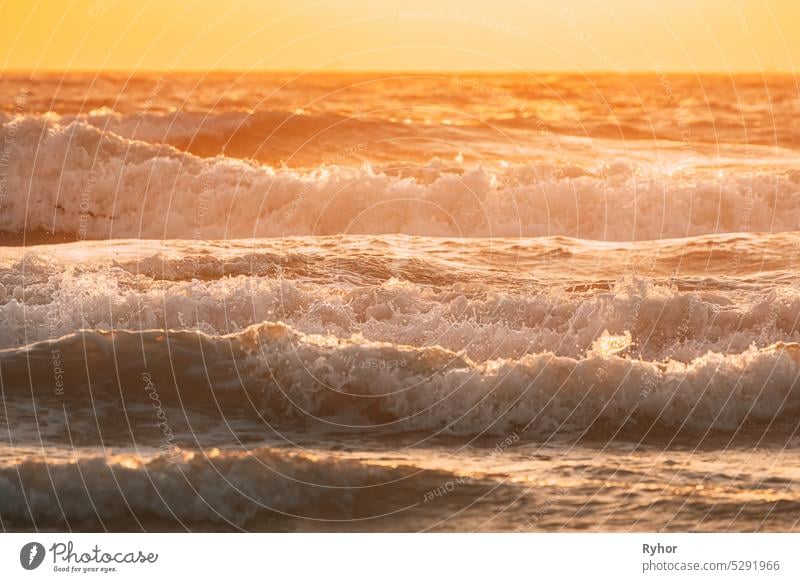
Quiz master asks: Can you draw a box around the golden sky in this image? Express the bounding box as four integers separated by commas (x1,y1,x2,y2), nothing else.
1,0,798,73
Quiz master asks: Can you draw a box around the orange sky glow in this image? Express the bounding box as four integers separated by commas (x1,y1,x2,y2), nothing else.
1,0,798,73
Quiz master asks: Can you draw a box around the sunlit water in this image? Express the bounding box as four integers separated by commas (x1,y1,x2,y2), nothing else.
1,72,799,531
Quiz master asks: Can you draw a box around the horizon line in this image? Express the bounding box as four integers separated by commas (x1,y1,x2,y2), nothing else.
1,68,797,77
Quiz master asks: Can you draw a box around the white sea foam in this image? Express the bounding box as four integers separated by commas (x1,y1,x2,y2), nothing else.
3,116,800,240
2,243,800,361
3,321,799,437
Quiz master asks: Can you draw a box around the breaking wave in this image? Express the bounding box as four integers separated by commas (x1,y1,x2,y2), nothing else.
3,116,800,240
3,321,800,438
2,253,800,362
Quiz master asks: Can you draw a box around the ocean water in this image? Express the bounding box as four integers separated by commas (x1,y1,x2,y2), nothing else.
1,72,799,531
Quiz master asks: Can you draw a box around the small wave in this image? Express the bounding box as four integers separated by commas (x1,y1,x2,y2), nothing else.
0,446,477,530
42,108,396,164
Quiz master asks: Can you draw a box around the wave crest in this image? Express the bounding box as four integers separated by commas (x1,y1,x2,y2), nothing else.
3,116,800,240
4,322,800,437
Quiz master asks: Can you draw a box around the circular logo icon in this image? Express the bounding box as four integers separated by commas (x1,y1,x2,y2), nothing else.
20,542,46,570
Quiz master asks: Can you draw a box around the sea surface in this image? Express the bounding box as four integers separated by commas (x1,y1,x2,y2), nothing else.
1,72,799,531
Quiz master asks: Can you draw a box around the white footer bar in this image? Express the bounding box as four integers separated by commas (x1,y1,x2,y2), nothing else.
0,533,797,581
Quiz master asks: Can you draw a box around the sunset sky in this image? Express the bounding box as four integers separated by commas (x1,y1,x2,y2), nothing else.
1,0,798,73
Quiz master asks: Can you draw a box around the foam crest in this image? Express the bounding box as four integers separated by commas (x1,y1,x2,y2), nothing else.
3,322,799,437
3,116,800,240
3,250,800,363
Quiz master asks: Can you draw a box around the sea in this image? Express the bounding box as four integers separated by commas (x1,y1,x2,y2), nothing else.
1,72,799,531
